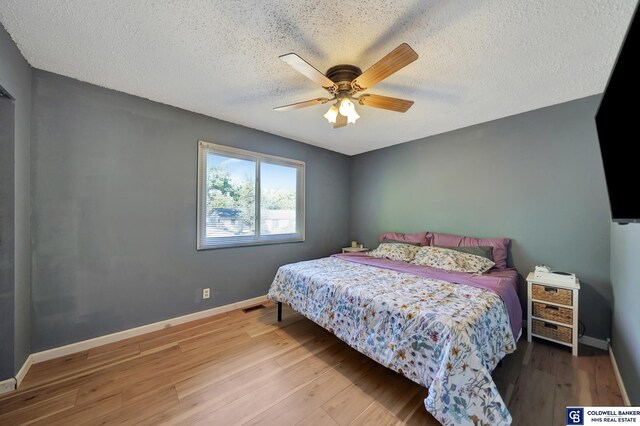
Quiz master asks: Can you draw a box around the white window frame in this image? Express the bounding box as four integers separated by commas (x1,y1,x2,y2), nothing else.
197,141,305,250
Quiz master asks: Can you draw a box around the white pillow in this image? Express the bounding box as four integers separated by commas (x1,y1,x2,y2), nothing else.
411,246,495,273
368,242,421,263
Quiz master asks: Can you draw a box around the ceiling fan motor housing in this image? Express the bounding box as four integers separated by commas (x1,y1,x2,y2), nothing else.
326,64,362,94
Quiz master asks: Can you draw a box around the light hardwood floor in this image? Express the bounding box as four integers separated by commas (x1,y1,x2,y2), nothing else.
0,301,623,425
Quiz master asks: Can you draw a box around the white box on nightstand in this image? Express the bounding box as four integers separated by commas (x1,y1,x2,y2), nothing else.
526,272,580,356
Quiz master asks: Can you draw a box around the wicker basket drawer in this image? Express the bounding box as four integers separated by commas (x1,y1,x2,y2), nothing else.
532,284,573,306
533,302,573,325
532,319,572,344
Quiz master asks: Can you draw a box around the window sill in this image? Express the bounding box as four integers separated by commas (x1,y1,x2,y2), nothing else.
197,235,304,250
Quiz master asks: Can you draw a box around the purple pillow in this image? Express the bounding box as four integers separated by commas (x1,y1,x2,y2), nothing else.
429,232,511,269
378,231,431,247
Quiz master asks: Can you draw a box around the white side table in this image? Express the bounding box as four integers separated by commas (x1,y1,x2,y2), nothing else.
526,272,580,356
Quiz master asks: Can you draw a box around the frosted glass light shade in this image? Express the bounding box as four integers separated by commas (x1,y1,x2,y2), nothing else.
323,105,339,123
339,98,355,116
347,110,360,124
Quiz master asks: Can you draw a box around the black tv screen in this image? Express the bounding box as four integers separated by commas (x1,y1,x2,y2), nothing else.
596,6,638,223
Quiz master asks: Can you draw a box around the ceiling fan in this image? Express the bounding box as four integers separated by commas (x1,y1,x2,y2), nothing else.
274,43,418,128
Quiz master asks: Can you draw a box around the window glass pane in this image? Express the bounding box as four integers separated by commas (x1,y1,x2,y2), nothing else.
260,162,297,235
206,153,256,238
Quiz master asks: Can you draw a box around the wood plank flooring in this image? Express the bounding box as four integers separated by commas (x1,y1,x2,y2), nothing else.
0,301,623,425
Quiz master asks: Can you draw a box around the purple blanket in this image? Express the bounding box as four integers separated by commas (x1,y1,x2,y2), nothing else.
333,253,523,339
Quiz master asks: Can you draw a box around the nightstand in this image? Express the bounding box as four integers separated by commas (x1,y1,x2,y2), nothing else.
342,247,369,253
526,272,580,356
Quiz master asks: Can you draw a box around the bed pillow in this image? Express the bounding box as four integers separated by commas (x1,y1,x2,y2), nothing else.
435,245,494,261
382,238,421,246
430,232,510,269
411,246,495,273
368,243,422,262
378,231,431,246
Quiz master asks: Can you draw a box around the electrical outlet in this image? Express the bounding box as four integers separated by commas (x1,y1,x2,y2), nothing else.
202,288,210,299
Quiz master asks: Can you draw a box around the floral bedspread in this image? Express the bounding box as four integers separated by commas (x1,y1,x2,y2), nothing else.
267,257,516,425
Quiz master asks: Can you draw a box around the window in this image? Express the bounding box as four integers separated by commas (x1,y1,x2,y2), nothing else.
197,141,305,249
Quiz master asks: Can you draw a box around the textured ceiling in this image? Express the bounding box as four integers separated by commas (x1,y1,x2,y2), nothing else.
0,0,636,155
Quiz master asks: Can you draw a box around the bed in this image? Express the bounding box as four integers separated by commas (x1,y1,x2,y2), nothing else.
267,238,522,426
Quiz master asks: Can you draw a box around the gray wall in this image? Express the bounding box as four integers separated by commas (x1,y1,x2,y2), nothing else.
351,96,612,340
30,70,351,351
0,89,16,380
610,223,640,404
0,25,31,379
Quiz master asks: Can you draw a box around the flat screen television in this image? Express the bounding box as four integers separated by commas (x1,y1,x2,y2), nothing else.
595,5,638,224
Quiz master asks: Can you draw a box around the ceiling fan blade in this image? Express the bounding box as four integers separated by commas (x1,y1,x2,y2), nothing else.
280,53,338,93
274,97,333,112
351,43,418,92
333,112,348,129
357,94,414,113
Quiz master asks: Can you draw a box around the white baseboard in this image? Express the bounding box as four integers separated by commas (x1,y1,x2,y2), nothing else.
31,295,268,364
15,355,34,388
578,335,609,351
609,347,631,406
0,377,16,395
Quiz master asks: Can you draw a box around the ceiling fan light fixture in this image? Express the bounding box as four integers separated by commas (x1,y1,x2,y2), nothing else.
323,104,339,123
